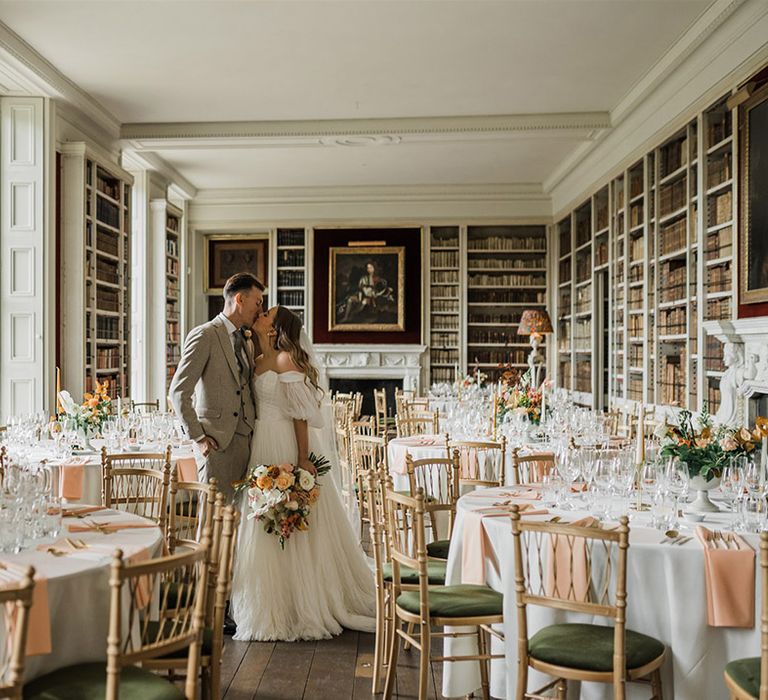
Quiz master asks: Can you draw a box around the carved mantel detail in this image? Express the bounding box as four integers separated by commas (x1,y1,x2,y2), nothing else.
314,344,428,392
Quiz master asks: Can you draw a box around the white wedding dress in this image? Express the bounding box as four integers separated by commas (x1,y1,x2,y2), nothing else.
230,369,376,641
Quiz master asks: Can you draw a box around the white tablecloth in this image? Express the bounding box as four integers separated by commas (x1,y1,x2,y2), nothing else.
442,487,761,699
26,442,199,504
0,508,164,681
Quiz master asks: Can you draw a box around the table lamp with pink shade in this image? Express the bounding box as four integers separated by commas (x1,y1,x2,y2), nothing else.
517,309,553,387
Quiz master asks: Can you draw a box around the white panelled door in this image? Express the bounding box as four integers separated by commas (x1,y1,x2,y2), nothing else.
1,97,45,420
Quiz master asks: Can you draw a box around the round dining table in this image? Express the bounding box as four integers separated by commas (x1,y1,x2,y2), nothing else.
0,506,164,681
441,486,761,699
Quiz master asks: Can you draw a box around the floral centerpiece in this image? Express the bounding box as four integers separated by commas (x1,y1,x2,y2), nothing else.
660,407,768,512
455,369,487,392
58,380,113,437
234,452,331,548
496,367,544,424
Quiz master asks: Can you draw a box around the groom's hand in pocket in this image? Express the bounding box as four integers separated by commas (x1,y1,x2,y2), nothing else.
196,436,218,457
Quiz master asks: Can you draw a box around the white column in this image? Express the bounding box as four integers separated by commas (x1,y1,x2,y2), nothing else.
0,97,46,420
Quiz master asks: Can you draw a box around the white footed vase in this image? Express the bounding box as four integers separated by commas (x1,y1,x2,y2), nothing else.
687,473,722,513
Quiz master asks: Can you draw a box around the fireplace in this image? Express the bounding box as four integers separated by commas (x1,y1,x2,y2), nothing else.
329,378,402,417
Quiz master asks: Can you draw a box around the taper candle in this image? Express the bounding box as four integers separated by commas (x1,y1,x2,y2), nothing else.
635,403,646,466
55,366,62,415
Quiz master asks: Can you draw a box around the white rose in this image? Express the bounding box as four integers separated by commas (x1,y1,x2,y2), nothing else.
285,500,299,511
298,469,315,491
58,390,76,415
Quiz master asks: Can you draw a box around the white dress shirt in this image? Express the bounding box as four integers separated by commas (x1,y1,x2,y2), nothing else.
218,313,250,369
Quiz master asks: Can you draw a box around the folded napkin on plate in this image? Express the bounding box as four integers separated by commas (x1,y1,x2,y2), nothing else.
544,516,595,602
0,563,51,656
175,456,199,482
67,520,158,534
695,526,755,628
58,457,90,500
508,488,542,500
62,505,107,518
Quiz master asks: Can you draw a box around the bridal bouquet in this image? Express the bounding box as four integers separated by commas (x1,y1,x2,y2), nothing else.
234,452,331,548
660,407,768,480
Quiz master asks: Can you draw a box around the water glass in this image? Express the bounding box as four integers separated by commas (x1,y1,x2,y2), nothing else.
44,498,63,538
651,493,677,531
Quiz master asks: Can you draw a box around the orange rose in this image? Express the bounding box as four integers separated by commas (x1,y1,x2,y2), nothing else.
755,417,768,438
256,475,274,491
87,397,99,408
308,487,320,504
268,466,280,478
275,472,295,490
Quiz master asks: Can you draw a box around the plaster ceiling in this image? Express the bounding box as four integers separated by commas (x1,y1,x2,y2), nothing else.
0,0,714,191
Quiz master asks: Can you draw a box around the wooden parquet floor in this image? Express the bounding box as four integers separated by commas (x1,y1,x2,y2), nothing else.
220,629,452,699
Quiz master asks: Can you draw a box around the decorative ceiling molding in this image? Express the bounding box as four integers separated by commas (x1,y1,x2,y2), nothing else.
120,112,611,150
190,183,548,206
121,150,197,200
0,21,121,138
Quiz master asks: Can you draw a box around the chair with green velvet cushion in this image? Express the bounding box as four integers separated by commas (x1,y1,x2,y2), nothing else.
382,487,504,700
24,534,211,700
509,507,666,699
723,531,768,700
425,538,451,560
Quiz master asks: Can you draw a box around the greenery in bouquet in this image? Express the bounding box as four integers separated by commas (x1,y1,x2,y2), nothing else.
234,452,331,548
659,407,768,481
496,367,543,424
57,380,113,435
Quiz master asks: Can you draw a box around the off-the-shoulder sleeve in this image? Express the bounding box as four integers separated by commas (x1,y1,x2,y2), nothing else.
278,371,324,428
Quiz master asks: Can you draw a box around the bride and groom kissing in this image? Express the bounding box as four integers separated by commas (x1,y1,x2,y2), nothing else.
169,272,375,641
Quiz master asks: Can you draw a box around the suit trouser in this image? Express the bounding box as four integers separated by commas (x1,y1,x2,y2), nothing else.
201,432,251,502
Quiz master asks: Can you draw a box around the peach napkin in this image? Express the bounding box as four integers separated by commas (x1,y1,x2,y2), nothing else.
175,456,199,483
695,526,755,628
461,504,547,585
67,521,158,534
508,488,542,500
459,449,479,480
544,516,596,602
58,457,90,500
0,564,51,656
62,505,107,518
127,548,152,610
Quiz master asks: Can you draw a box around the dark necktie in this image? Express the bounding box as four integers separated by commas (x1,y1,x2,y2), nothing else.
233,329,250,383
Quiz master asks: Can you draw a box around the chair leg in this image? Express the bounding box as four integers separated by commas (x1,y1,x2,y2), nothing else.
650,669,663,700
418,623,431,700
372,584,387,693
403,622,414,651
476,627,490,700
515,659,528,700
555,678,567,699
383,619,401,700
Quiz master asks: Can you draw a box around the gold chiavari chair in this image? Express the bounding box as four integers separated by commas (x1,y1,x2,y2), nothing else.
167,473,218,555
509,507,665,699
0,565,35,700
401,397,431,419
350,417,376,437
146,502,240,700
724,531,768,700
405,450,460,561
129,399,161,414
367,469,447,694
351,432,388,539
394,388,415,417
383,488,504,700
24,539,211,700
395,410,439,438
101,446,172,533
332,393,354,429
374,388,396,439
450,436,508,489
335,420,357,514
605,409,622,436
510,447,555,485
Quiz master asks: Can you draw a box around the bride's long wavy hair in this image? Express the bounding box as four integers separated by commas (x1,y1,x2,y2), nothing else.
271,305,323,395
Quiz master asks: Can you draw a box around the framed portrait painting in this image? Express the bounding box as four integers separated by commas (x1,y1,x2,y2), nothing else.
740,83,768,305
203,234,269,294
329,246,405,331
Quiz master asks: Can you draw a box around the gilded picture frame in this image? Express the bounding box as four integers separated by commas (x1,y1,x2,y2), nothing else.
203,234,269,294
329,246,405,331
740,82,768,305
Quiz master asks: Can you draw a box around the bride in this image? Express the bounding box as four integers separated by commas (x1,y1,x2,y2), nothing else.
230,304,376,641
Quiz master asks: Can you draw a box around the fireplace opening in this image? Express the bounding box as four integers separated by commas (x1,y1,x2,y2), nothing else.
329,378,402,418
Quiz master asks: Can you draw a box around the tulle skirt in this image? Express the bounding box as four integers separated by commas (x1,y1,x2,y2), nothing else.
230,416,376,641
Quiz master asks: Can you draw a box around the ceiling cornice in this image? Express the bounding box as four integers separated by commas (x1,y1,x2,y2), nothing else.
0,21,121,138
121,150,197,200
120,112,611,150
191,183,548,206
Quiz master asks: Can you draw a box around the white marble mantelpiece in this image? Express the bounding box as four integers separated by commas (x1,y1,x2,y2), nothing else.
314,344,428,393
703,319,768,426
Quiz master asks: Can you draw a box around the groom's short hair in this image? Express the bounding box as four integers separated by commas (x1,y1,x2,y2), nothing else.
223,272,265,300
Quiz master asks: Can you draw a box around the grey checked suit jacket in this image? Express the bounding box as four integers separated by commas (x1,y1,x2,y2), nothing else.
169,316,256,450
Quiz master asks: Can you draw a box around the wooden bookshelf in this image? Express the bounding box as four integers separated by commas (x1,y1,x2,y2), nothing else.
428,226,461,384
276,228,306,325
60,144,132,402
463,225,547,383
553,90,739,415
165,205,182,395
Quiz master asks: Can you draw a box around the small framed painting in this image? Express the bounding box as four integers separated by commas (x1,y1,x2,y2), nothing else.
203,234,269,294
740,83,768,304
329,246,405,331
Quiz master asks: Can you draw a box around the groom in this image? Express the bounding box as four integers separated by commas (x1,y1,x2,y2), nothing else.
169,272,264,501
